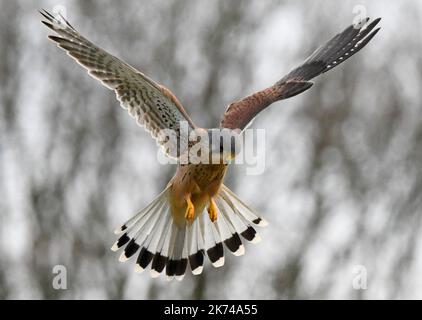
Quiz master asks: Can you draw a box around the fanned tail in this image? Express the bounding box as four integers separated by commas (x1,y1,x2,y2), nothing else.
112,184,267,280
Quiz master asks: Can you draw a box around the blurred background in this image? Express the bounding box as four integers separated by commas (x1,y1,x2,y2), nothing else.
1,0,421,299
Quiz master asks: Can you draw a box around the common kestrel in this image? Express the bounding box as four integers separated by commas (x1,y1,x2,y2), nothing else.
41,10,380,280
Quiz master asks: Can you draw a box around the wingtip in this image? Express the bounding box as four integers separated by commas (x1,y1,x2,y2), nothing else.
41,20,53,29
258,218,269,227
114,225,127,235
362,26,381,44
370,17,381,27
354,16,381,31
39,8,47,16
39,9,54,22
353,16,369,29
47,35,62,43
373,17,382,24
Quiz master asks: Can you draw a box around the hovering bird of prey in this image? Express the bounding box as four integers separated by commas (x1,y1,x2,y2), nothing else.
41,10,380,280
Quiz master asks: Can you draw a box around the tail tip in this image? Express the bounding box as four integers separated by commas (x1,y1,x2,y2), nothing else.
119,253,129,262
212,257,225,268
134,264,145,273
192,266,203,275
251,234,262,244
175,275,185,281
110,242,119,252
150,269,161,278
233,245,245,256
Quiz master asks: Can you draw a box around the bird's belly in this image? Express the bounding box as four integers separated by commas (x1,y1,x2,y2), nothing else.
169,163,228,226
191,163,228,193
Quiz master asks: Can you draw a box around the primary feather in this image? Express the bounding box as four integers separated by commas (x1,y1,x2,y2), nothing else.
40,9,196,159
220,18,381,131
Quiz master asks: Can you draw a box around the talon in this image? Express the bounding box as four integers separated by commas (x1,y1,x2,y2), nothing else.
185,194,195,222
208,198,218,222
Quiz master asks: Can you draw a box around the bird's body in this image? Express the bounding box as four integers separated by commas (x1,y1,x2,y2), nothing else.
169,162,228,227
41,9,380,280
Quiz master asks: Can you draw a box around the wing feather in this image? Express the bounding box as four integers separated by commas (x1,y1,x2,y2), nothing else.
41,10,195,158
220,18,381,131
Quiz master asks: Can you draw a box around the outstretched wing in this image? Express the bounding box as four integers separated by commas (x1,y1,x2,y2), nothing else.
220,18,381,131
40,10,195,158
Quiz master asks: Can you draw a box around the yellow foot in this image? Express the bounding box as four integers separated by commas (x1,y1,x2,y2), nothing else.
207,198,218,222
185,194,195,222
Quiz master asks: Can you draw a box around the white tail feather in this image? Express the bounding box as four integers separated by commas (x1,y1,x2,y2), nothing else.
112,184,267,280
